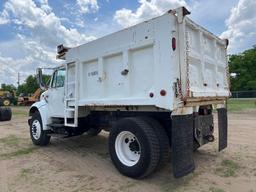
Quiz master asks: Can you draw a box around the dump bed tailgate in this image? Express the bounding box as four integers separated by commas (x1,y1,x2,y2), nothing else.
178,16,230,101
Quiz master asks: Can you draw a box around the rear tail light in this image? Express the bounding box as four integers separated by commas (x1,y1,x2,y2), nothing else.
172,37,176,51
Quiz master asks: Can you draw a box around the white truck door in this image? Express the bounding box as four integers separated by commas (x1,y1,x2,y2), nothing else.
47,68,65,117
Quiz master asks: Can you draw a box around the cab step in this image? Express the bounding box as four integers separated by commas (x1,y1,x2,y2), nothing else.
47,123,64,128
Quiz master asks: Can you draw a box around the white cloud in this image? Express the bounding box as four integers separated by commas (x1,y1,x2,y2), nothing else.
0,9,10,25
0,35,58,84
0,17,9,25
220,0,256,53
190,0,237,21
114,0,187,27
77,0,99,14
0,0,97,85
3,0,96,47
188,0,238,35
37,0,52,13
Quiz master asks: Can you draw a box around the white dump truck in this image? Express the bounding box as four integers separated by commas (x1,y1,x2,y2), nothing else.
28,7,230,178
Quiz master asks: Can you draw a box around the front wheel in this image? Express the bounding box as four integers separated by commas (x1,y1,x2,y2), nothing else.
109,117,160,178
30,111,51,146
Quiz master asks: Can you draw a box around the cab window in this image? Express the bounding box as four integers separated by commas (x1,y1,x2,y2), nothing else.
51,69,65,88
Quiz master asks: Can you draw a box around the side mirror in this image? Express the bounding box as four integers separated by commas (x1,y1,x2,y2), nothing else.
36,68,48,90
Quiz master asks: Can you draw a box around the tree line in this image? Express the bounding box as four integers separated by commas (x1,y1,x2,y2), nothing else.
229,46,256,91
1,75,50,96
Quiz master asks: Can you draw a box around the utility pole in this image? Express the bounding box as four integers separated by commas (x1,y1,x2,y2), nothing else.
17,72,20,87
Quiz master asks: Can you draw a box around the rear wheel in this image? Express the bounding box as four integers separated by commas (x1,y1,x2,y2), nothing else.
140,117,170,169
109,117,160,178
30,111,50,146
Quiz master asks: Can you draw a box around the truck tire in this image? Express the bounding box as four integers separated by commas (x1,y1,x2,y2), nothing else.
109,117,160,178
86,127,102,136
140,117,170,169
30,111,51,146
0,107,12,121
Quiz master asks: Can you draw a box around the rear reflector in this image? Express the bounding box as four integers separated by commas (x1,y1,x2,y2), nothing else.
172,37,176,51
160,90,166,96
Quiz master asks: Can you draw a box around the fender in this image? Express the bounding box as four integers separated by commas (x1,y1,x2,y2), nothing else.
29,99,51,130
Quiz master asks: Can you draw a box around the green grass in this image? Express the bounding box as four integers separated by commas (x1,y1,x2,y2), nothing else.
209,187,225,192
0,147,36,160
0,135,36,160
227,99,256,111
20,168,33,178
215,159,240,177
0,135,20,146
10,106,29,117
159,172,200,192
118,181,138,191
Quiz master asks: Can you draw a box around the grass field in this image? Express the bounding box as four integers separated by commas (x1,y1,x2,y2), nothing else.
10,106,29,118
227,99,256,111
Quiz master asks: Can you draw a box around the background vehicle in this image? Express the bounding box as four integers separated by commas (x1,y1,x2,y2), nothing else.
28,7,229,179
18,88,42,106
0,90,16,106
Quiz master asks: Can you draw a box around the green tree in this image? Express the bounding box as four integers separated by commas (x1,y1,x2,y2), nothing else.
1,84,16,93
17,74,51,95
26,75,39,93
17,75,38,95
16,84,27,96
42,74,51,86
229,46,256,91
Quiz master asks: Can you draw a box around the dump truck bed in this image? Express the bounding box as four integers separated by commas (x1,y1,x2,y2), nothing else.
64,9,229,111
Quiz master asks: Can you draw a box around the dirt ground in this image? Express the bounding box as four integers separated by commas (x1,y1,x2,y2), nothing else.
0,107,256,192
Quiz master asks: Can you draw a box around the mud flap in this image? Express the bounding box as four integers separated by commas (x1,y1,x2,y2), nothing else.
218,108,228,151
172,114,195,178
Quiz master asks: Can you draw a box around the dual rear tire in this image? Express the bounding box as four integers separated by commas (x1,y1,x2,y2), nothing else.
109,117,170,178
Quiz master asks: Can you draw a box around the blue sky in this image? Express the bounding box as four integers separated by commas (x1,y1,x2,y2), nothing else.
0,0,255,85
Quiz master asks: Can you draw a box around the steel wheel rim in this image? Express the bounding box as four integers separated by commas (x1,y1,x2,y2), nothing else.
115,131,141,167
32,119,41,140
3,100,10,106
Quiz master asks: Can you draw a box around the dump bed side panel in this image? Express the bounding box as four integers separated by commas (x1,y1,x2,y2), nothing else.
65,14,178,110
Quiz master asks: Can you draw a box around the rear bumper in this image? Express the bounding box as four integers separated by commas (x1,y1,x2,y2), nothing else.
184,97,227,107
